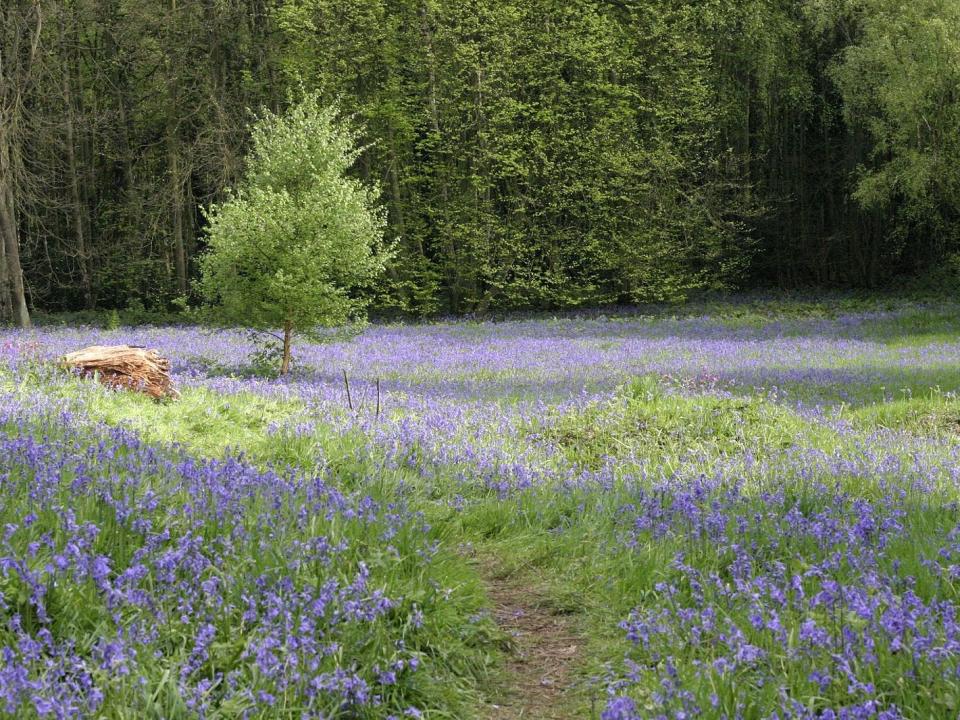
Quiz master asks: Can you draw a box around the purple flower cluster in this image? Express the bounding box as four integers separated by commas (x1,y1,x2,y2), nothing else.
4,308,958,506
9,307,958,405
0,401,438,717
603,469,960,718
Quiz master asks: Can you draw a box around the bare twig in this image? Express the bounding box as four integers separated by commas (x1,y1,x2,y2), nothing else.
342,369,353,410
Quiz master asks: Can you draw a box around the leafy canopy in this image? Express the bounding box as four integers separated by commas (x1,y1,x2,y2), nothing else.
199,93,388,337
827,0,960,235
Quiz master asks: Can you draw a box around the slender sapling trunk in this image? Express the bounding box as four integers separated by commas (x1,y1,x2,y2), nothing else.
279,319,293,376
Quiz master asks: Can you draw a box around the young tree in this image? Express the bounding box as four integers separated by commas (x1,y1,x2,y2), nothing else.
199,93,388,375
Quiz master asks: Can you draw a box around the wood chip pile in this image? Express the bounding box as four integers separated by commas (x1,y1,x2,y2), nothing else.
60,345,179,400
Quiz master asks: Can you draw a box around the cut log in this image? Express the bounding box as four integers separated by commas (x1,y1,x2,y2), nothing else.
60,345,179,400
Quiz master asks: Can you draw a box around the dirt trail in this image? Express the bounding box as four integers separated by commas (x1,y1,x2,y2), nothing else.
481,563,584,719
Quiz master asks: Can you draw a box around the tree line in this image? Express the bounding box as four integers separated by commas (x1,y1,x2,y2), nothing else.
1,0,957,325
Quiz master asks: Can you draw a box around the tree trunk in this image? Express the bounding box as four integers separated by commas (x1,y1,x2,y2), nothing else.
0,225,11,322
419,3,458,311
0,1,40,328
168,0,187,297
169,132,187,296
279,320,292,376
0,133,29,328
61,345,178,400
387,134,408,242
60,9,94,309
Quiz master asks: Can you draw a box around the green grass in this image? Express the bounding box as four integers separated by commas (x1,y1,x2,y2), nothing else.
858,305,960,345
531,376,835,471
849,392,960,434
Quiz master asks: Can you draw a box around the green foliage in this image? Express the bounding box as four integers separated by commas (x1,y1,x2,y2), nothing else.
244,332,289,379
199,93,389,371
824,0,960,262
11,0,960,316
271,0,756,310
831,0,960,203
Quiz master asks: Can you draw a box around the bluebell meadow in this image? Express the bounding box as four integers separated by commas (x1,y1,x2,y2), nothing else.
0,302,958,717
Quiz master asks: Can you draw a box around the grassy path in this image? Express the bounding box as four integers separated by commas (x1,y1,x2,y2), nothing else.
479,558,584,719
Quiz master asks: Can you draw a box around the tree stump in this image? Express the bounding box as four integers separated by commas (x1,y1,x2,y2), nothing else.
60,345,179,400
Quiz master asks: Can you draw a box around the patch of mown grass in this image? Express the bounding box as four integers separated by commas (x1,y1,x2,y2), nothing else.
27,370,329,468
849,392,960,435
858,305,960,345
531,376,834,470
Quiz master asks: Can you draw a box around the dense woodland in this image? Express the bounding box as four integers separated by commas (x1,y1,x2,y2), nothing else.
1,0,958,324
